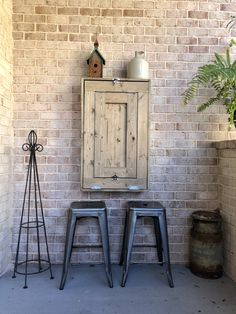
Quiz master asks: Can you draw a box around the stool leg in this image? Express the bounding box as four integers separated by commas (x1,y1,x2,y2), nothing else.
98,211,113,288
154,217,163,265
158,212,174,288
119,210,128,266
59,210,77,290
69,218,79,262
121,210,137,287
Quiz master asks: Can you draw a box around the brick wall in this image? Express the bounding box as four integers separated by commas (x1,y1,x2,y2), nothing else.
12,0,236,265
216,140,236,282
0,0,13,275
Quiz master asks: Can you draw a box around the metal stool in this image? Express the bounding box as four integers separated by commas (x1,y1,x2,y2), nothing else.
120,201,174,288
59,201,113,289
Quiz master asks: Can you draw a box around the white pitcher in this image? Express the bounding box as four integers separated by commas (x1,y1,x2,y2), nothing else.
127,51,149,79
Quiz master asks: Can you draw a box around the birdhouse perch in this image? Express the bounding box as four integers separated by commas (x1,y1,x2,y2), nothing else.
87,39,105,78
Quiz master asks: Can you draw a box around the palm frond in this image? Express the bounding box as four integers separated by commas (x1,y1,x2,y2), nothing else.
214,52,228,68
197,97,220,112
181,43,236,115
227,16,236,30
181,82,199,106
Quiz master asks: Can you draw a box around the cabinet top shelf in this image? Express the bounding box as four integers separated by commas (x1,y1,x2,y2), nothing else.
82,77,150,82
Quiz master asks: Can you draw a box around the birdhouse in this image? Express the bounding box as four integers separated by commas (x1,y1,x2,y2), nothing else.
87,39,105,78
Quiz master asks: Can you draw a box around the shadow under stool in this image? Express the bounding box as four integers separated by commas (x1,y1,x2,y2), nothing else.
59,201,113,289
120,201,174,288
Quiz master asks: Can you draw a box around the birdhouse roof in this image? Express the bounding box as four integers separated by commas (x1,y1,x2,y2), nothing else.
87,48,105,65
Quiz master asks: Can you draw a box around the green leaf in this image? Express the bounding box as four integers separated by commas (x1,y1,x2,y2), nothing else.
215,53,227,67
226,47,231,66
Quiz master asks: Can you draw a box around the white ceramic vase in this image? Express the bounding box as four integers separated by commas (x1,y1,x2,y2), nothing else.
127,51,149,79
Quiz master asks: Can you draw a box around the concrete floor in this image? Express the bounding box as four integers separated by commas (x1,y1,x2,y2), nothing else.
0,264,236,314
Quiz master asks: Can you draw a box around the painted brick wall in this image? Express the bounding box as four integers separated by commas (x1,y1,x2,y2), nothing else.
0,0,13,275
216,141,236,282
12,0,236,265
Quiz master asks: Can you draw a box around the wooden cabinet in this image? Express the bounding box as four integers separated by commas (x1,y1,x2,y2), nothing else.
81,78,149,191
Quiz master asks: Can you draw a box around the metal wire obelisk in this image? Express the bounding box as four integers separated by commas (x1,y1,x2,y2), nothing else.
12,130,53,288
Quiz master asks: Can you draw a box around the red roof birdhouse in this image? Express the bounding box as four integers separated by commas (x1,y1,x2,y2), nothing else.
87,39,105,78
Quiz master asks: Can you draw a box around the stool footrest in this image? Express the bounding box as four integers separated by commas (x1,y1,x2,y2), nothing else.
121,261,166,265
72,244,103,249
132,244,158,248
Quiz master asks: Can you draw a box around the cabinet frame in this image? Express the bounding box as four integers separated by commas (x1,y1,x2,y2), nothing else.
81,78,149,191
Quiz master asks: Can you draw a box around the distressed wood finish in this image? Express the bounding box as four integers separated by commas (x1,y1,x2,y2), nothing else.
94,92,137,178
81,78,149,191
88,54,103,78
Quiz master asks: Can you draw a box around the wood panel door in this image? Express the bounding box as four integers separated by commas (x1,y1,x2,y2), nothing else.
81,78,149,191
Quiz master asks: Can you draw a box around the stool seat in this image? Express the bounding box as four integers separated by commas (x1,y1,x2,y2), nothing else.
120,201,174,288
59,201,113,289
128,201,165,209
70,201,105,209
126,202,166,216
70,201,108,215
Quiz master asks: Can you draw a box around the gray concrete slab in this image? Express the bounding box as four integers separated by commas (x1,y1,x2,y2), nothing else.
0,264,236,314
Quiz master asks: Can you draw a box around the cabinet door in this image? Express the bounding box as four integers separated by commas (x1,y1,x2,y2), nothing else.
82,79,149,191
94,92,137,178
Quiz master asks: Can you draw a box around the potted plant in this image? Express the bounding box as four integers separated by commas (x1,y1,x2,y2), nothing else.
182,37,236,130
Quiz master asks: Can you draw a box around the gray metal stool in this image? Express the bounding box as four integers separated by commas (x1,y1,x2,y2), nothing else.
59,201,113,289
120,201,174,288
